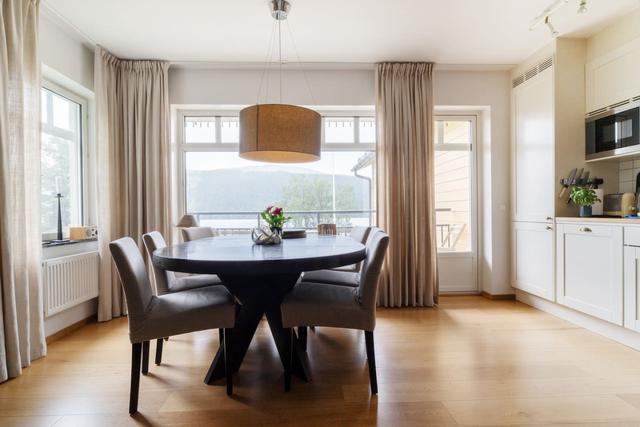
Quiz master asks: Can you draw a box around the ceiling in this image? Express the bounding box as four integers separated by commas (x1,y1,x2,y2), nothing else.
43,0,640,65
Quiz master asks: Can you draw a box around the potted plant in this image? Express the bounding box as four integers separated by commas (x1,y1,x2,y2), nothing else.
260,205,291,236
570,186,601,217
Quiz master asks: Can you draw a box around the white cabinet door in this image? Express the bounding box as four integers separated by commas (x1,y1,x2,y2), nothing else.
512,67,555,223
512,221,555,300
556,223,623,325
624,246,640,332
586,38,640,113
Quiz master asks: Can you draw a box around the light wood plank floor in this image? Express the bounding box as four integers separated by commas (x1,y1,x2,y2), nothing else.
4,296,640,426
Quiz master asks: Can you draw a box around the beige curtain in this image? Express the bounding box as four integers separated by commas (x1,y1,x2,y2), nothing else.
95,47,171,322
0,0,47,382
375,62,438,307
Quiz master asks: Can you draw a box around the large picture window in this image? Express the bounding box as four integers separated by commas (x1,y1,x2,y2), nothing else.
177,110,376,235
41,83,86,241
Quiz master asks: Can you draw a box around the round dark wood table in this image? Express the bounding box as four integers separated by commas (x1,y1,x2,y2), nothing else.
152,235,366,384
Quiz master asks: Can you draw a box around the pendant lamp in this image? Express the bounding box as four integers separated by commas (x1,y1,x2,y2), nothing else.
239,0,321,163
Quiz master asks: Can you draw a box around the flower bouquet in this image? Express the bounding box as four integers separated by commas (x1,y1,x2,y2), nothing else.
260,205,290,236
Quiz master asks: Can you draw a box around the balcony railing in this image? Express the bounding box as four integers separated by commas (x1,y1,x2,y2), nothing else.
191,209,376,235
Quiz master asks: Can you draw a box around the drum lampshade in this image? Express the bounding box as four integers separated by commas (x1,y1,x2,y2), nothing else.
239,104,321,163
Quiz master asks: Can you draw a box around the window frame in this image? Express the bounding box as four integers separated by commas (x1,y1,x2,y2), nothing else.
175,107,376,226
433,114,478,258
41,80,89,241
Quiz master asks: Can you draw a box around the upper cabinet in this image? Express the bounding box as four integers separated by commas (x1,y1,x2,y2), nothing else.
586,36,640,115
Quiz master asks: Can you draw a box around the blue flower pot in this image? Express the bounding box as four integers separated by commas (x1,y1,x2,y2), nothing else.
579,205,592,217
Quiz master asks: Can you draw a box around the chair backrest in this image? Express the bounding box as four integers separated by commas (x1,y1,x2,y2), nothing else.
349,226,371,244
357,229,390,309
142,231,175,295
109,237,154,326
181,226,214,242
318,223,337,235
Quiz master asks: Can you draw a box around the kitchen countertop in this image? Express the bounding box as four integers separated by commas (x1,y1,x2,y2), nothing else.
556,216,640,224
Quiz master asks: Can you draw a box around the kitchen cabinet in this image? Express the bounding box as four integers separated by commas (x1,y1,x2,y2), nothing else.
512,67,554,223
556,222,623,325
624,245,640,332
586,37,640,114
511,221,555,300
510,39,618,299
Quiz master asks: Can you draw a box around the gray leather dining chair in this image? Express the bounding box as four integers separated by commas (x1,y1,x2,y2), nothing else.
142,231,223,365
298,227,377,348
181,226,215,242
303,226,377,286
332,226,372,272
280,230,389,394
110,237,236,414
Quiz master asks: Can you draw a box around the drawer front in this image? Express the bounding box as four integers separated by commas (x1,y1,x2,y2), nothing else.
625,226,640,247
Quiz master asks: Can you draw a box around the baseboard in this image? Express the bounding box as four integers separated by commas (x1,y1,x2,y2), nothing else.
440,291,481,297
516,290,640,351
46,314,97,344
481,291,516,300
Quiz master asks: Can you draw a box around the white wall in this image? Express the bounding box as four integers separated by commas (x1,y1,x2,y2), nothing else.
39,14,97,338
434,70,511,296
39,14,94,91
169,66,374,106
170,65,512,295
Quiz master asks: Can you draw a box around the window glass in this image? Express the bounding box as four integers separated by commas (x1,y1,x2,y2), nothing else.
434,119,473,253
220,117,239,143
359,117,376,143
185,151,374,233
442,120,472,144
41,87,83,239
185,117,216,143
324,117,354,143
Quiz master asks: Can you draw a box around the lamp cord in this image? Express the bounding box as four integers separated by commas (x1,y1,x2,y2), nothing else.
278,9,282,104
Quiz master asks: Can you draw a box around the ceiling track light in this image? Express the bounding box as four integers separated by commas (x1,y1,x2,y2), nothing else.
545,16,559,37
530,0,569,31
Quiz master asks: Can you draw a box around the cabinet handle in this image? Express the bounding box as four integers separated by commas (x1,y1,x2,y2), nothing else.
546,216,553,221
579,227,592,233
546,226,553,230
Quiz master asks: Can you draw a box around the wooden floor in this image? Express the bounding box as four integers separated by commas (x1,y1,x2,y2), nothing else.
4,296,640,426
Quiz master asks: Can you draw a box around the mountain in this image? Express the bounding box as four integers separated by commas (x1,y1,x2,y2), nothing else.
186,168,371,213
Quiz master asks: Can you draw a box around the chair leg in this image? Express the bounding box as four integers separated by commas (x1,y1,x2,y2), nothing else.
141,341,150,375
130,342,142,414
284,328,293,392
223,328,233,396
364,331,378,395
155,338,163,365
298,326,307,352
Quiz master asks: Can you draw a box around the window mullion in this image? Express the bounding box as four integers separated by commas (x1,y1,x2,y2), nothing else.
215,116,222,144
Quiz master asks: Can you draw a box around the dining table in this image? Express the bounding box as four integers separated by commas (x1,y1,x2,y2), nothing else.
152,234,366,384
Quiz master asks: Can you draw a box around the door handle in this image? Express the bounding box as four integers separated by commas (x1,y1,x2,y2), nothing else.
546,226,553,230
579,227,592,233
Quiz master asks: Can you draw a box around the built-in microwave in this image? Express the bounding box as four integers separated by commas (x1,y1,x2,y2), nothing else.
586,101,640,161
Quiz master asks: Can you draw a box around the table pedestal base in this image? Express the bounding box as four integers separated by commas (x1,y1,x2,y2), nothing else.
204,273,311,384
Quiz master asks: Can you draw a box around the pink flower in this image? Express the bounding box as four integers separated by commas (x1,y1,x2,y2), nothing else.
272,207,283,215
265,205,273,213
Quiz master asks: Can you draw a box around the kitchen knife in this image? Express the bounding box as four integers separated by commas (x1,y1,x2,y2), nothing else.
558,168,577,199
567,168,584,204
581,171,590,187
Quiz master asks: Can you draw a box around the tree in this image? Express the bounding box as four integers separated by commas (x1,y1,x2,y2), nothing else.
281,175,356,228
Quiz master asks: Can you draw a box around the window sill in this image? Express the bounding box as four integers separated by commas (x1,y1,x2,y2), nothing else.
42,238,97,248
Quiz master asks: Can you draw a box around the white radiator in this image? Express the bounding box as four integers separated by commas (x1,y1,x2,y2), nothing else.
43,251,100,317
